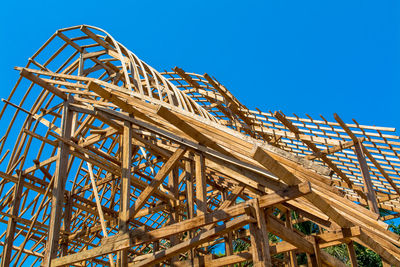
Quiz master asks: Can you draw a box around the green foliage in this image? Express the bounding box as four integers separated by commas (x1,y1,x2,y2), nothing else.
290,209,389,267
297,253,308,265
293,220,320,235
323,244,349,263
389,222,400,236
354,242,382,267
232,239,252,266
233,238,250,252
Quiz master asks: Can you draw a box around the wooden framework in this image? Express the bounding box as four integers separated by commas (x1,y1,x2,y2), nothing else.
0,25,399,266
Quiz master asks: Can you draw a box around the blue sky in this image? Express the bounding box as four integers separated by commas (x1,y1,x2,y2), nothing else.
1,0,399,132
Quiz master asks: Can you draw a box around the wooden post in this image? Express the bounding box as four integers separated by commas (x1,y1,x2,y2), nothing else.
306,253,316,267
346,241,358,267
118,120,132,266
255,199,272,267
285,210,298,267
169,166,180,265
43,99,73,267
204,254,213,265
61,192,73,256
195,152,207,216
153,241,160,267
185,157,195,261
354,141,379,214
186,157,195,220
222,190,234,267
306,236,322,267
249,199,272,267
249,220,264,266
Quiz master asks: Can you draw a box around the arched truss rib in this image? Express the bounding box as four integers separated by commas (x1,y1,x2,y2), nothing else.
0,25,399,266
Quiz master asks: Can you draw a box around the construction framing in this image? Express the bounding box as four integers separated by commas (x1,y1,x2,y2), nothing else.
0,25,399,266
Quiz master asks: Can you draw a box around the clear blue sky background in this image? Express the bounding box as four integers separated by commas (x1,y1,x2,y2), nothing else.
0,0,399,132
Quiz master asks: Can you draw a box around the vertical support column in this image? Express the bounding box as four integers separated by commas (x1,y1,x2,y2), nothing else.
169,167,180,265
224,232,234,260
255,199,272,267
152,241,160,267
70,51,84,135
1,171,25,266
43,99,73,267
346,241,358,267
195,152,207,216
248,199,272,267
249,217,264,266
186,156,195,220
306,253,316,267
306,236,321,267
285,210,298,267
222,190,234,267
354,141,379,214
61,192,73,256
185,156,195,261
118,120,132,266
204,254,213,265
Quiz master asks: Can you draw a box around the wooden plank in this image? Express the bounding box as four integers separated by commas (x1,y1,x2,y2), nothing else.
132,215,256,267
317,227,361,243
209,252,252,267
157,106,233,157
51,234,132,266
19,69,69,101
87,81,159,126
353,141,379,214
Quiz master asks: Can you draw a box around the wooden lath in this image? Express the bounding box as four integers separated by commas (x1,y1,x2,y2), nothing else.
0,25,399,267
